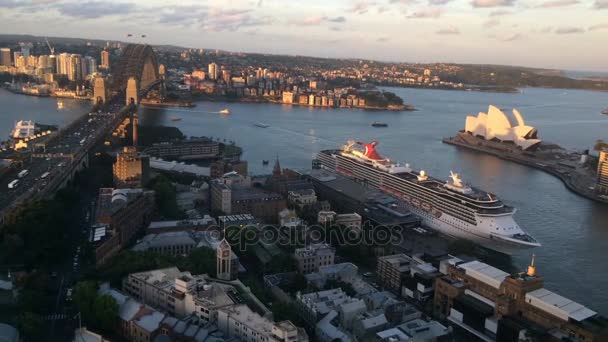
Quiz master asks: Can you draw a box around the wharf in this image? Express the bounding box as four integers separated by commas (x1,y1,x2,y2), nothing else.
442,133,608,205
140,99,195,108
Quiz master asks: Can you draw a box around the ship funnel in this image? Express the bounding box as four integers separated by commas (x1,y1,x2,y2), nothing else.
526,254,536,277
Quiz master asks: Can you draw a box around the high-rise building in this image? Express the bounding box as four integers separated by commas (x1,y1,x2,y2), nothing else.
13,51,22,65
83,56,97,76
113,146,150,188
26,55,37,67
56,53,70,75
14,56,25,69
222,69,231,84
37,55,48,69
20,46,30,58
48,55,56,73
597,149,608,192
100,49,110,69
67,54,83,81
208,62,218,80
0,48,11,66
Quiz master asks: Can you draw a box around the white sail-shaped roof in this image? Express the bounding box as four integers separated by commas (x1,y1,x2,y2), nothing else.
464,105,541,150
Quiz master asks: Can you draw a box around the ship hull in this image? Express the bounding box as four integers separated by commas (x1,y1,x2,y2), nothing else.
408,205,535,254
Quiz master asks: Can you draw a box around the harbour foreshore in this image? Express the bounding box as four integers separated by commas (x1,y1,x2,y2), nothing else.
443,134,608,205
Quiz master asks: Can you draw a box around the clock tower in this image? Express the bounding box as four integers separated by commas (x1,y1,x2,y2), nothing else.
217,238,234,280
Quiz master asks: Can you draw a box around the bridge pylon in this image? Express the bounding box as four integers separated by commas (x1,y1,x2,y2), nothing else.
126,77,139,105
93,76,108,105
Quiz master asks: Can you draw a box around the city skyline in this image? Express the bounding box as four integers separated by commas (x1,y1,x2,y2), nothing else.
1,0,607,72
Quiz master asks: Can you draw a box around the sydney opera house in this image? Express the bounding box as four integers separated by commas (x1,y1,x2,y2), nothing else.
464,105,542,150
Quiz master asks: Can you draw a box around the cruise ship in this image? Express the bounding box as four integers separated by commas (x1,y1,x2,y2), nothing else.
315,140,540,254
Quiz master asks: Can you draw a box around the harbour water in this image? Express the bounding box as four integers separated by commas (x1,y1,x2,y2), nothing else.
2,86,608,314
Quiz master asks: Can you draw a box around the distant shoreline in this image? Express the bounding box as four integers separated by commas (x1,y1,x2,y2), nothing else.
190,93,416,112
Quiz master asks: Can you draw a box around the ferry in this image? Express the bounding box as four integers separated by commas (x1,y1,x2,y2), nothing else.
315,140,540,254
10,120,37,140
372,121,388,127
219,109,231,115
9,120,56,141
254,123,270,128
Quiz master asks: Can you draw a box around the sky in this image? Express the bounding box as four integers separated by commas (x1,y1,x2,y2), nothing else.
1,0,607,71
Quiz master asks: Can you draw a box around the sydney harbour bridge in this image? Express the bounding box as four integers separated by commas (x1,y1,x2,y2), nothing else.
0,44,166,223
94,43,166,106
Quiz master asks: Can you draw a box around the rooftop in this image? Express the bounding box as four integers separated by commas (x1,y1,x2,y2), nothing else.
135,310,165,333
316,310,351,341
133,231,196,251
218,304,276,336
149,157,210,177
526,288,597,322
218,214,256,224
299,288,355,316
147,217,216,230
379,254,414,273
459,260,509,289
294,243,334,258
232,188,284,201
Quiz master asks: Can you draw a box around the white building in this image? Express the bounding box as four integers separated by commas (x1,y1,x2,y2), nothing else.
294,243,335,274
278,208,303,228
465,105,541,150
305,263,358,289
123,268,237,322
217,304,308,342
317,211,336,224
287,189,317,208
296,288,366,342
335,213,362,232
317,211,362,232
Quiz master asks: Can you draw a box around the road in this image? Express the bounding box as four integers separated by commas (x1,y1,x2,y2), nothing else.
47,192,97,341
0,102,127,219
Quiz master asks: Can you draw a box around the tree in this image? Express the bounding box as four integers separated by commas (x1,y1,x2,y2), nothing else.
73,281,99,321
149,175,186,220
93,294,119,332
17,312,44,342
188,247,217,276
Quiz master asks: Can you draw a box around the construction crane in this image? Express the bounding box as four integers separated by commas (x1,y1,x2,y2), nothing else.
45,37,55,56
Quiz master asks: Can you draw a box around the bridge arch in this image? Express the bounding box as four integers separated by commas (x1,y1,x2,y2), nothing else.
112,44,161,103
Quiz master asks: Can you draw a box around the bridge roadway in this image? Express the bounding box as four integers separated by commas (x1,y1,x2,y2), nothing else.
0,102,131,223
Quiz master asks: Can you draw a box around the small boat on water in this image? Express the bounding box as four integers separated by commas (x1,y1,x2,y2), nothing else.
170,117,182,122
254,122,270,128
602,107,608,115
262,160,269,165
372,121,388,127
219,108,231,114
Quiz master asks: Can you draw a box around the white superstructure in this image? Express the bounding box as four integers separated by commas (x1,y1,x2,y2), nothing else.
10,120,36,140
316,141,540,254
465,105,541,150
